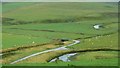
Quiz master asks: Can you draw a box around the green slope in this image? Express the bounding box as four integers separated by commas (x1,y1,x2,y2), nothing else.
2,2,118,24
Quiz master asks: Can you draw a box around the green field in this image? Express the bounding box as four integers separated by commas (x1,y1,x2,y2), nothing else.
1,2,119,66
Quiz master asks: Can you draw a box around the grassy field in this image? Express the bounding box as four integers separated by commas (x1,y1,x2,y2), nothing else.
2,33,51,49
3,3,118,21
7,32,118,65
68,32,118,49
3,58,118,66
2,2,119,66
3,51,118,66
2,2,35,13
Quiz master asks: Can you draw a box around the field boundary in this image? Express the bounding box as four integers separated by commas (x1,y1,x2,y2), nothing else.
48,48,120,62
0,42,50,54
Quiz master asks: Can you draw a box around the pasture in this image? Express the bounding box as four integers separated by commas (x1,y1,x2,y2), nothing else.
1,2,119,66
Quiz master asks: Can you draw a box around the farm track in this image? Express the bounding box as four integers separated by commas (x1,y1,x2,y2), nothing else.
2,27,118,64
1,31,117,55
2,30,118,65
10,40,80,64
